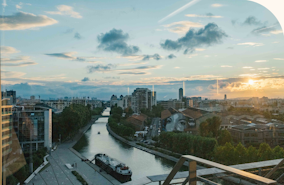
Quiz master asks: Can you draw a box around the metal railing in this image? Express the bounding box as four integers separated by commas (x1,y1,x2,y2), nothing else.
163,155,277,185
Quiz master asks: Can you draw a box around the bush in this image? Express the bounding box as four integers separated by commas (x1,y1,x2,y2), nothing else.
72,171,88,185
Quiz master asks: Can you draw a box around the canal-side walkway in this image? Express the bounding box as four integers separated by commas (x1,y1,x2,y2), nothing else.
27,116,116,185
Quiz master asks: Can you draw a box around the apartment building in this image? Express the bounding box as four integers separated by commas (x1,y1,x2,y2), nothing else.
158,99,184,110
131,88,156,113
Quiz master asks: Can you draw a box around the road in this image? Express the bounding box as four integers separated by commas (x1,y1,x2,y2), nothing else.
148,117,160,138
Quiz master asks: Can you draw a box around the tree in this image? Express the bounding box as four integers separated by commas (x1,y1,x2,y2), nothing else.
272,146,284,159
246,145,258,162
222,142,235,165
199,121,209,137
258,143,273,161
217,130,232,146
234,142,247,164
207,117,222,138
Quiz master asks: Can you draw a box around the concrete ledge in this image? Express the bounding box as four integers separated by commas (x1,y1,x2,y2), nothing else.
24,155,49,184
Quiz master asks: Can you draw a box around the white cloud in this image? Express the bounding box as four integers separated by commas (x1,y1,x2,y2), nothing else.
273,41,279,44
1,46,20,55
46,5,82,19
274,58,284,60
211,4,224,8
195,48,205,51
2,56,37,67
0,12,57,30
239,74,258,77
188,54,198,58
255,60,267,63
163,21,203,34
237,42,264,47
185,14,222,18
2,70,26,79
174,67,180,69
243,66,253,68
16,4,22,9
258,68,270,70
221,65,232,67
270,30,283,34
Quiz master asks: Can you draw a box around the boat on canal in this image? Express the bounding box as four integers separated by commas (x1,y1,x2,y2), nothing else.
94,153,132,183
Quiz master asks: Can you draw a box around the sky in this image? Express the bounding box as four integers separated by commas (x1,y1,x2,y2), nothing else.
1,0,284,100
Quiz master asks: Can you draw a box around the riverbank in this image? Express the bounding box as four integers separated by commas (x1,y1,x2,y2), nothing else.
27,115,119,185
106,123,198,169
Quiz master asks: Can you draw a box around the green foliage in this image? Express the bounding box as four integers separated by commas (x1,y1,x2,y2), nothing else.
199,116,221,138
108,107,135,137
53,104,93,141
141,104,164,118
234,142,247,164
158,132,217,160
217,130,232,146
13,165,30,183
258,143,273,161
72,171,88,185
6,175,18,185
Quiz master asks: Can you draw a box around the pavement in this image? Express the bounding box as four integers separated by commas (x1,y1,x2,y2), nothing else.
27,118,114,185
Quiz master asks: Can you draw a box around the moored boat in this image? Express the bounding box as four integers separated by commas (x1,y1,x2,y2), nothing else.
94,153,132,182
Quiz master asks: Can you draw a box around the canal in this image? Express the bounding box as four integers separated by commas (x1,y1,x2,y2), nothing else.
73,108,186,182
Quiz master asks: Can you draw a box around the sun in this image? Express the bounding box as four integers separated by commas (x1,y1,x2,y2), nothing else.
248,79,255,85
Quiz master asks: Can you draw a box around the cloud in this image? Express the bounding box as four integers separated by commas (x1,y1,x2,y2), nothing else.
2,70,26,79
88,64,116,73
274,58,284,61
255,60,267,63
185,13,223,18
221,65,232,68
237,42,264,47
74,32,82,39
243,66,253,68
251,25,277,35
142,53,161,61
167,54,176,59
270,30,283,34
81,77,90,82
162,21,203,34
119,72,148,75
0,12,57,30
158,0,201,23
211,4,224,8
160,23,227,54
174,67,180,69
227,47,234,49
45,52,85,61
2,56,37,67
1,46,20,55
63,28,74,34
97,28,139,55
16,2,31,10
45,5,82,19
243,16,262,26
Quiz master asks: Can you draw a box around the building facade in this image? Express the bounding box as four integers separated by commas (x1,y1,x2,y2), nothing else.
13,104,52,152
158,99,184,110
131,88,156,113
179,88,183,100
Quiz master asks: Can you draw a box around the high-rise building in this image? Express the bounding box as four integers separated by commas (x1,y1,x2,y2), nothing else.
179,88,183,100
224,94,227,100
131,88,156,113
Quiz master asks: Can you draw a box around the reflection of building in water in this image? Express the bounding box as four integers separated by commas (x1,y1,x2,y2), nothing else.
161,107,218,134
13,104,52,152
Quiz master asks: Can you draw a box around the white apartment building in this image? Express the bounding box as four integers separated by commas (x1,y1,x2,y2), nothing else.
131,88,156,113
